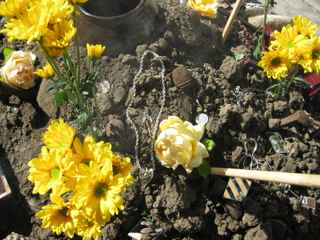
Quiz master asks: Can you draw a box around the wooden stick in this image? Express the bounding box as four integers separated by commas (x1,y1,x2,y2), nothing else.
222,0,245,42
211,167,320,188
0,176,11,200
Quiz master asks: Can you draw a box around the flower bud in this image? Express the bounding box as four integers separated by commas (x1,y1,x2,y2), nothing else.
155,116,209,173
0,50,36,90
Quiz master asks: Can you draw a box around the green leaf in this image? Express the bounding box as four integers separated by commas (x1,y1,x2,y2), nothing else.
198,160,211,178
3,47,14,62
234,52,245,62
54,91,67,107
253,34,263,60
203,138,215,152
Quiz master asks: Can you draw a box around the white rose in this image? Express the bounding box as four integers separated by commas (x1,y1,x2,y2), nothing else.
155,116,209,173
0,51,36,90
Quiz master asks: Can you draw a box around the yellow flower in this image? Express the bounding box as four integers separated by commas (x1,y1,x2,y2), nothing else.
111,154,134,187
71,160,125,224
86,44,106,59
41,19,76,57
72,135,113,166
0,0,30,17
35,63,55,78
298,37,320,73
258,50,290,80
72,211,102,240
36,194,76,238
154,116,209,173
292,16,318,38
0,50,36,90
43,119,76,152
269,25,308,63
69,0,88,4
1,0,74,43
28,147,74,194
187,0,219,18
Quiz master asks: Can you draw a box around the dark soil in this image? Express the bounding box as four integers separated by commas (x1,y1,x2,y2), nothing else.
1,1,320,240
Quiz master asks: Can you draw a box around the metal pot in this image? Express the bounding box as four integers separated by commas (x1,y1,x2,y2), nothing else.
78,0,158,56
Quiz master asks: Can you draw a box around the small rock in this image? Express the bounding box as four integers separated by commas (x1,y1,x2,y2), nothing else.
36,79,57,117
105,115,125,137
219,56,240,80
172,66,197,93
244,225,270,240
289,91,304,110
232,234,243,240
242,213,259,227
272,101,289,117
3,233,30,240
112,87,127,104
224,201,243,220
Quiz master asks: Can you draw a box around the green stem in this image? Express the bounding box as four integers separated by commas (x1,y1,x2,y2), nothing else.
39,43,64,80
262,0,270,50
74,6,81,90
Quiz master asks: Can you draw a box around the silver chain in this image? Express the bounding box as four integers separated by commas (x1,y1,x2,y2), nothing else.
126,50,166,174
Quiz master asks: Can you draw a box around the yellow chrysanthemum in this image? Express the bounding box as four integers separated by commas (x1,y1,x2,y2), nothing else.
35,63,55,78
28,147,74,194
43,119,76,152
72,135,113,166
112,154,134,187
188,0,219,18
69,0,88,4
86,44,106,59
269,25,308,63
1,0,74,43
0,0,30,17
41,19,76,57
71,160,125,224
292,16,319,38
36,194,76,238
72,211,102,240
258,50,290,80
298,37,320,73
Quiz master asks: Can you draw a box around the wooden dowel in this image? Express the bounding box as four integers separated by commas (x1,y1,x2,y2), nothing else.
211,167,320,188
222,0,245,42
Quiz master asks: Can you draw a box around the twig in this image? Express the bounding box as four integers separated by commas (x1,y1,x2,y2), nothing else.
222,0,245,42
211,167,320,188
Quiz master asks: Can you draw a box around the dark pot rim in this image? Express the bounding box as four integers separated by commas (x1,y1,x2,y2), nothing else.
79,0,145,20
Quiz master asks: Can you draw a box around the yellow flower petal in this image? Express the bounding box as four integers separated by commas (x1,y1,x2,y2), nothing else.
86,43,106,59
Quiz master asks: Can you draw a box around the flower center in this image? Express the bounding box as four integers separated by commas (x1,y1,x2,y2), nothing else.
312,50,320,59
58,207,69,217
82,158,91,165
94,182,108,198
113,165,120,175
271,57,281,67
50,167,60,180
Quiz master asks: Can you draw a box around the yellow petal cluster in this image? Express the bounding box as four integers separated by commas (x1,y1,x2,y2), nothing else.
0,0,75,56
35,63,55,78
187,0,219,18
86,44,106,59
69,0,88,4
155,116,209,173
28,119,134,240
0,50,36,89
258,16,320,79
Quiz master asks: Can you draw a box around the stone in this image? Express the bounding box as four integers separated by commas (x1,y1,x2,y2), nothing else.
112,86,127,105
36,79,57,117
219,56,238,80
224,201,243,220
172,66,196,92
244,225,270,240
